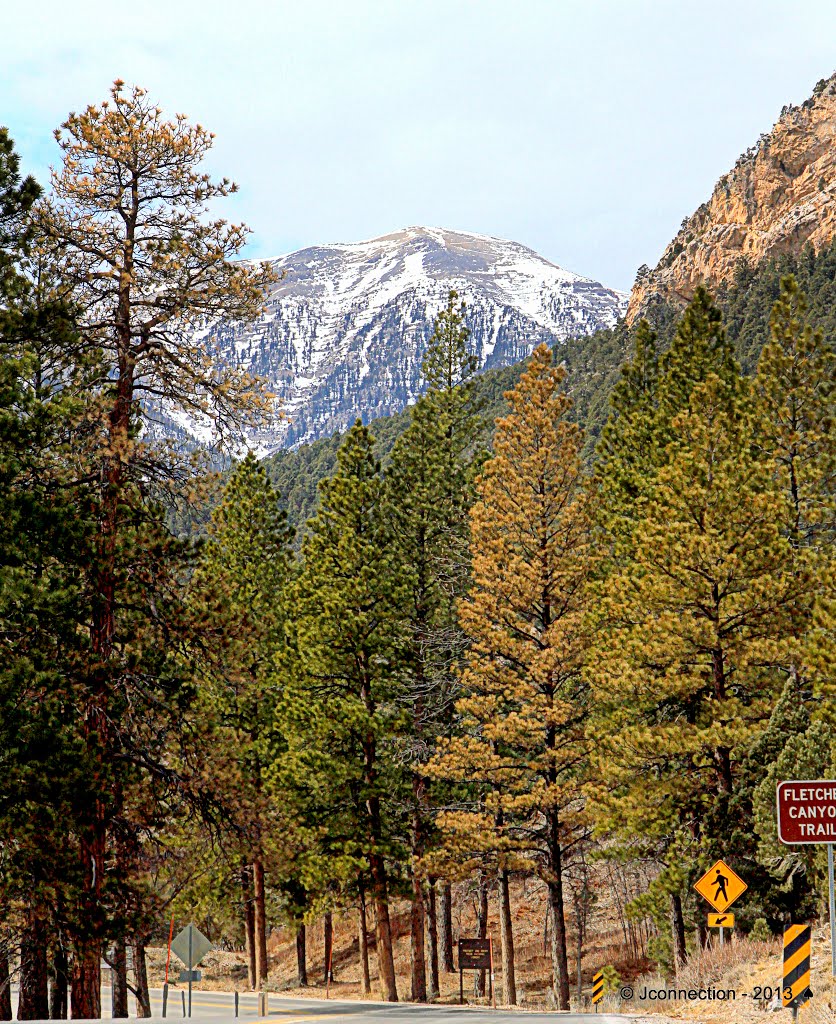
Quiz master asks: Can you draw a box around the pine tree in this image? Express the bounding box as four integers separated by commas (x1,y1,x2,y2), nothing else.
429,344,594,1011
288,422,405,1001
190,453,294,986
588,354,800,958
656,285,741,430
0,129,100,1021
754,275,835,549
595,318,660,552
36,83,274,1014
385,289,482,1000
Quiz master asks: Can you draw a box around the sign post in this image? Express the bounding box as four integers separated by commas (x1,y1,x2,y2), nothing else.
777,779,836,977
457,939,492,1005
830,843,836,979
170,924,212,1018
707,913,734,948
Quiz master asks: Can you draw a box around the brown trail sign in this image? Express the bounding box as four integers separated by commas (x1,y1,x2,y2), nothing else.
457,938,494,1006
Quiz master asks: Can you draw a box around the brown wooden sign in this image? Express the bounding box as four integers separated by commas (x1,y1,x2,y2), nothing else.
777,780,836,844
458,938,491,970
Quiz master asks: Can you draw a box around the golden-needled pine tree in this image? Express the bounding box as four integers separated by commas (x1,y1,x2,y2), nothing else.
429,343,594,1011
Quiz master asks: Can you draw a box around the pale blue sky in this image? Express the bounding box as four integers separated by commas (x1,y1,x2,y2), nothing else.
2,0,834,290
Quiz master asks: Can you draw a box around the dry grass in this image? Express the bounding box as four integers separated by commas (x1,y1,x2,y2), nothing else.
144,875,836,1022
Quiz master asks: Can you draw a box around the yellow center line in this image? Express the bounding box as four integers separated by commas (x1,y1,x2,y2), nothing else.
150,999,361,1020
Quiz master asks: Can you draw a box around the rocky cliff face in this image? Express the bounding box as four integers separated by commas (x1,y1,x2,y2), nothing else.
628,73,836,321
183,227,625,451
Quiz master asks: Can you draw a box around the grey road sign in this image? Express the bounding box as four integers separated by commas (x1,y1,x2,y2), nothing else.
170,924,212,968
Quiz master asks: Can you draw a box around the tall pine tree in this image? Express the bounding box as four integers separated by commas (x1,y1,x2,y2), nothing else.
190,453,294,987
386,290,482,1000
430,344,594,1011
289,423,405,1002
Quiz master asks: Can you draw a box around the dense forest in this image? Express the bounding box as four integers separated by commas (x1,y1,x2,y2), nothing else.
0,84,834,1020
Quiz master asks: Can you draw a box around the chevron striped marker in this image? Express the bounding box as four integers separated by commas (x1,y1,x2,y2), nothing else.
592,970,604,1009
782,924,812,1013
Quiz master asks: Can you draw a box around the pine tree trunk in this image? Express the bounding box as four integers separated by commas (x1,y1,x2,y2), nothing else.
575,916,583,1009
545,807,571,1011
48,941,69,1020
242,865,256,990
696,920,708,951
546,879,570,1012
670,894,687,972
473,877,488,998
498,868,517,1006
711,647,733,792
295,924,307,987
360,692,397,1003
358,886,371,997
323,914,333,985
369,852,398,1002
72,318,135,1023
253,858,268,985
426,881,440,999
70,933,101,1021
133,942,151,1018
0,945,10,1021
112,937,129,1018
409,869,427,1001
439,883,454,972
18,916,48,1021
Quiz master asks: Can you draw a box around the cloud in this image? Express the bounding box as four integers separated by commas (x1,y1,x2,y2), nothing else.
3,0,835,290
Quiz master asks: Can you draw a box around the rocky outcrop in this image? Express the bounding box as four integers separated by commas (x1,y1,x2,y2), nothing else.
628,73,836,321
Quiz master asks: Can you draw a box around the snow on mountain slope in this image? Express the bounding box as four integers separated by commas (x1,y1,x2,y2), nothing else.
200,226,627,451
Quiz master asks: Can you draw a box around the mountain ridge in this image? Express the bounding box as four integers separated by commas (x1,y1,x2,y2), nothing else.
191,226,626,451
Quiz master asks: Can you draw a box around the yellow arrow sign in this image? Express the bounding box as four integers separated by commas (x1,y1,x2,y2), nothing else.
694,860,747,912
708,913,734,928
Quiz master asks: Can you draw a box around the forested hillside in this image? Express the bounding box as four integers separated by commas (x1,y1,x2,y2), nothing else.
1,82,834,1022
265,239,836,537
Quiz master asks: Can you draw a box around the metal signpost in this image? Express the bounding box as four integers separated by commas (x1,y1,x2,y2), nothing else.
457,938,493,1006
694,858,747,947
170,923,213,1018
777,779,836,977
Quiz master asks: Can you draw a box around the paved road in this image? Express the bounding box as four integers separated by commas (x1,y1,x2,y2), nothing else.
13,986,631,1023
12,986,630,1023
145,987,630,1023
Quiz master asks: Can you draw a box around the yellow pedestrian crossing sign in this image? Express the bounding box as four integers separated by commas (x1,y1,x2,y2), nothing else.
694,859,747,912
708,912,734,928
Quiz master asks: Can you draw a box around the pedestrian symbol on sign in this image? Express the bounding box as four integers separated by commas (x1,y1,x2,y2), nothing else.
712,868,729,904
694,860,747,913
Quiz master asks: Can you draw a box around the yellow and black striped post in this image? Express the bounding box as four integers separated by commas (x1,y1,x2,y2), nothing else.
592,970,604,1011
783,924,812,1017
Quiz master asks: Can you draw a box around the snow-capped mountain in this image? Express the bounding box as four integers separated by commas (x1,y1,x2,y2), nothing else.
193,226,627,451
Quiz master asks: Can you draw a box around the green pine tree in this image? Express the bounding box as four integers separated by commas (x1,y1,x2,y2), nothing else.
287,422,406,1002
385,289,483,999
588,290,802,966
189,452,294,986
